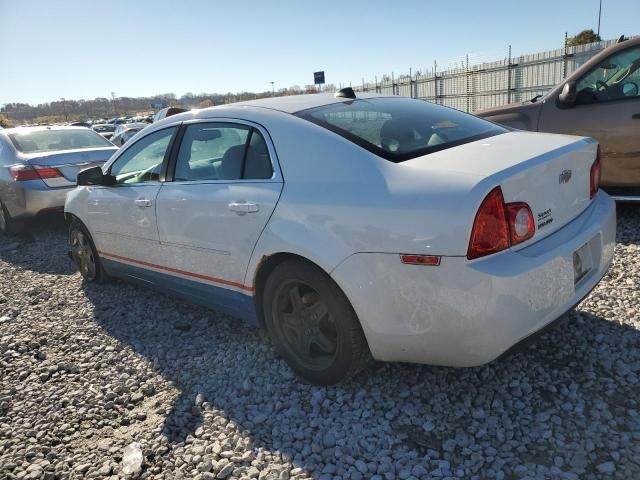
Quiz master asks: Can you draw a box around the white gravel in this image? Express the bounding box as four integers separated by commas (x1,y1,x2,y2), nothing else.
1,206,639,480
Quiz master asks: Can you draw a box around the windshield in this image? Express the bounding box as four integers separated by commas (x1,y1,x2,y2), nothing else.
9,129,113,153
295,97,507,162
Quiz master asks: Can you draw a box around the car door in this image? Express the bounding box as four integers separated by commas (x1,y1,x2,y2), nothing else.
154,121,282,316
539,45,640,188
86,126,178,268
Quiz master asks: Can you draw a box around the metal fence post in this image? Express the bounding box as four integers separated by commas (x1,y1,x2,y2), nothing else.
563,32,568,79
433,59,438,104
466,54,471,112
507,45,512,105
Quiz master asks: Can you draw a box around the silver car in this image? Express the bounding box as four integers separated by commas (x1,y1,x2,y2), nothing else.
0,126,118,234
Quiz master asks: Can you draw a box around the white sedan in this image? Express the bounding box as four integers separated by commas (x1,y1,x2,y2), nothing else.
65,90,616,385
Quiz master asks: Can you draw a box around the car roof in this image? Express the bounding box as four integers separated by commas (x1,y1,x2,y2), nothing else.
231,92,388,114
148,93,400,131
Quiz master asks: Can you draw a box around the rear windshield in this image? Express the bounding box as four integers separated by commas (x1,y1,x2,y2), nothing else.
93,124,115,132
9,129,113,153
295,97,507,162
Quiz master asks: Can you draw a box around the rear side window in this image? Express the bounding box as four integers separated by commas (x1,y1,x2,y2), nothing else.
174,123,272,181
295,97,507,162
9,129,113,153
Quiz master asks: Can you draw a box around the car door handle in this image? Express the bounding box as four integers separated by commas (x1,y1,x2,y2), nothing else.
134,198,153,208
632,113,640,119
228,201,259,215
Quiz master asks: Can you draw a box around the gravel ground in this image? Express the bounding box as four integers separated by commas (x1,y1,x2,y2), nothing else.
1,207,639,480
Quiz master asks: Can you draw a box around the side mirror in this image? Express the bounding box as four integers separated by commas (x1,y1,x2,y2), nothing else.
77,166,114,186
558,81,577,106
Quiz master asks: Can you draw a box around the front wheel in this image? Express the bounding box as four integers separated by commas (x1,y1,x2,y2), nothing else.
263,259,371,385
69,219,104,282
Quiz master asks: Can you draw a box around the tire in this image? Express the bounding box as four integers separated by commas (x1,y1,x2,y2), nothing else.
0,202,23,236
68,219,105,282
263,258,371,385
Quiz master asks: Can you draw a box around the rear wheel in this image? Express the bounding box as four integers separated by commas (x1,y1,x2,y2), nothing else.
0,202,23,236
69,219,104,282
263,259,371,385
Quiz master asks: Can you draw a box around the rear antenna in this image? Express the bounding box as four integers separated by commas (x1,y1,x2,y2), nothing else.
335,87,356,99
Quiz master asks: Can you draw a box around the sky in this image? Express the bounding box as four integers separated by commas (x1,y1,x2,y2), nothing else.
1,0,637,105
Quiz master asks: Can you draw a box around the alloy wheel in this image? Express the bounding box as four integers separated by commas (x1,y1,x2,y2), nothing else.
70,228,97,280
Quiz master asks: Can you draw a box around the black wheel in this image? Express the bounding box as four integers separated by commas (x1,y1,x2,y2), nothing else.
263,259,371,385
0,202,23,236
69,219,104,282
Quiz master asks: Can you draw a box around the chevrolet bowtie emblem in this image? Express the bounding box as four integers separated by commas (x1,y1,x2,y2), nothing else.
559,170,572,184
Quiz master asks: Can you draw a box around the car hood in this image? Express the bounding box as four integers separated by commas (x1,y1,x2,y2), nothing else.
477,100,543,116
475,101,543,131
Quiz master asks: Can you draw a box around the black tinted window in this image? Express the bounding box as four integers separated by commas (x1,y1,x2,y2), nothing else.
244,130,273,179
295,97,507,162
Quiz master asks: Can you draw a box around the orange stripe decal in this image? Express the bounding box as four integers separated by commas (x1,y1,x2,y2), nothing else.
98,251,255,293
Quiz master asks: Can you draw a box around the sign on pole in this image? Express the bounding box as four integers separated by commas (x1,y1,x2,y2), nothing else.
314,71,325,85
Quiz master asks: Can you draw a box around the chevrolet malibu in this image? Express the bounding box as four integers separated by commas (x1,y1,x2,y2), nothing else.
0,126,118,234
65,91,616,385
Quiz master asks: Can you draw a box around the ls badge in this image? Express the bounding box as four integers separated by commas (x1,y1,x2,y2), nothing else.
559,169,572,184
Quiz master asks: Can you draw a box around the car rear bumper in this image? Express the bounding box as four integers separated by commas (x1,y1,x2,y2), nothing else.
3,180,73,219
331,191,616,366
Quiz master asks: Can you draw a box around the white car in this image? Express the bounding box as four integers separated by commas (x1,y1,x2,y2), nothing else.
65,91,616,385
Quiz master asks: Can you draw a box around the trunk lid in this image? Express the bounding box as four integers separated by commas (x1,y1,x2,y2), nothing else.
402,131,598,245
23,147,118,187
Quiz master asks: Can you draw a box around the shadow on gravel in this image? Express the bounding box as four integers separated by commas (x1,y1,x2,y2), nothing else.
80,277,640,476
0,213,75,275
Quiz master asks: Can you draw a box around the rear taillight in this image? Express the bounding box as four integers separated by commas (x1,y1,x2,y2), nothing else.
506,203,535,245
467,187,510,260
9,165,63,181
590,145,601,199
467,187,535,260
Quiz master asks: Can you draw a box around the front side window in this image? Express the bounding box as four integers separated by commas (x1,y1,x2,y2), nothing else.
174,123,272,181
295,97,507,162
575,46,640,105
9,128,113,153
109,127,176,185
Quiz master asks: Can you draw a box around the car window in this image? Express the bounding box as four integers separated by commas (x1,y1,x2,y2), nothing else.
174,123,273,181
109,127,176,185
243,130,273,179
575,46,640,105
8,129,113,153
295,97,507,162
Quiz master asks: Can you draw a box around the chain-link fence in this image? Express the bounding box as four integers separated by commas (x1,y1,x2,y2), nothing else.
331,37,628,113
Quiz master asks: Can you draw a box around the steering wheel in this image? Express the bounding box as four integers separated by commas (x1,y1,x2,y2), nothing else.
595,80,608,93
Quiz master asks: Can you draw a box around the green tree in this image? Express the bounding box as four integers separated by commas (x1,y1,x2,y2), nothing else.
198,99,214,108
567,29,602,47
0,114,12,128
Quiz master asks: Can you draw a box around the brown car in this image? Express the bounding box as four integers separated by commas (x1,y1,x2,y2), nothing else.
477,37,640,201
